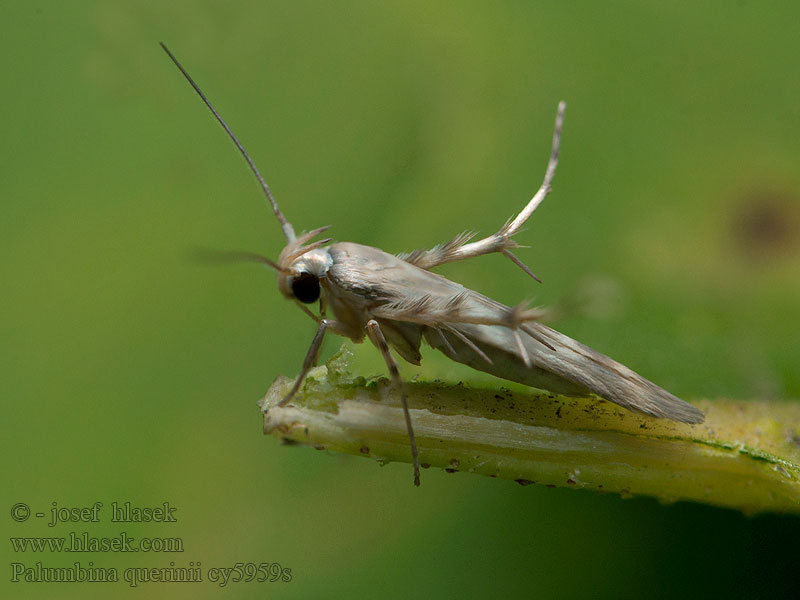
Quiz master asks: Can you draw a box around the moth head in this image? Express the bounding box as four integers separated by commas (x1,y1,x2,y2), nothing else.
276,226,333,304
278,254,332,304
282,270,320,303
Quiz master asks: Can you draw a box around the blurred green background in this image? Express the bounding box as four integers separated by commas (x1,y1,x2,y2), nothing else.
3,1,799,598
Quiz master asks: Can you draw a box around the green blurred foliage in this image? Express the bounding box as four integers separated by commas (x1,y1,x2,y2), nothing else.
2,1,798,598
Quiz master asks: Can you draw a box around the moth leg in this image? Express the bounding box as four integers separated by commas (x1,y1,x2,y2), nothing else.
507,302,555,352
366,319,421,487
435,326,456,357
276,319,353,408
441,324,493,364
399,101,565,280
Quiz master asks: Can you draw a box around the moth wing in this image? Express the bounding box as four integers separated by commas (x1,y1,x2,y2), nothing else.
425,322,704,424
527,323,704,422
422,322,591,397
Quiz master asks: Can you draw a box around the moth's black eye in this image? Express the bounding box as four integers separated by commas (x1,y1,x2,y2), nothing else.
291,272,320,304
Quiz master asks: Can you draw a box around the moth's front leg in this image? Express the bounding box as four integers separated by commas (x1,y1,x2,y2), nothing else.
276,319,355,408
365,319,421,487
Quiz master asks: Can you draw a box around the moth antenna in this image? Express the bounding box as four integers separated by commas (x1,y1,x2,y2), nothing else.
160,42,296,244
190,248,284,272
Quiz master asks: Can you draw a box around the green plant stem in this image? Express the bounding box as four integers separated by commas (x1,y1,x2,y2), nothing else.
259,348,800,514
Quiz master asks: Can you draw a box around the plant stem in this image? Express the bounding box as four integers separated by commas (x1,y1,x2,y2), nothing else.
259,347,800,514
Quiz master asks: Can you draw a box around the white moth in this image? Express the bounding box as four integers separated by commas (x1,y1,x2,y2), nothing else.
162,44,704,486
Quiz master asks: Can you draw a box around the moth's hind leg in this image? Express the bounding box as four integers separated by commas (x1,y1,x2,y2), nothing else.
366,319,421,487
398,101,566,281
507,302,556,367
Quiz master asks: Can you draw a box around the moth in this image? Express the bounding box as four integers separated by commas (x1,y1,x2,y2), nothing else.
162,44,704,486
